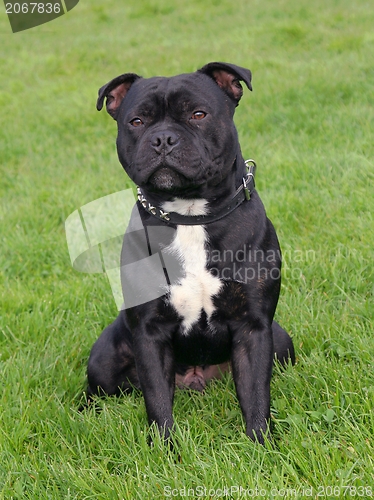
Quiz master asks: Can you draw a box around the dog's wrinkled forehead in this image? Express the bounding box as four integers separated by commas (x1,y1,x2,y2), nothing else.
121,73,226,116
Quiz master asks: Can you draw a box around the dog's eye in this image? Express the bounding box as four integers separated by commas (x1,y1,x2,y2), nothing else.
130,118,144,127
191,111,206,120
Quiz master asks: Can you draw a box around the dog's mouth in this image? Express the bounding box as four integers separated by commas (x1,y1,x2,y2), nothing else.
148,167,185,191
146,166,206,196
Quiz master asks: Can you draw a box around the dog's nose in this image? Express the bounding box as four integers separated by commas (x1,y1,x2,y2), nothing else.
150,130,179,155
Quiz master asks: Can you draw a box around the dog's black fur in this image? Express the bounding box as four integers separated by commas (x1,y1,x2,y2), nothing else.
86,63,295,444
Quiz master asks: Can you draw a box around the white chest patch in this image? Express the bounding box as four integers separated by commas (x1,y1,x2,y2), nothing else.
162,199,222,334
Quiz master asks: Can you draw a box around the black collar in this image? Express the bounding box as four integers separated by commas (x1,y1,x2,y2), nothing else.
137,159,256,226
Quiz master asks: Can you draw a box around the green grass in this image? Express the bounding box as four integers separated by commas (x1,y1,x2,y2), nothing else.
0,0,373,497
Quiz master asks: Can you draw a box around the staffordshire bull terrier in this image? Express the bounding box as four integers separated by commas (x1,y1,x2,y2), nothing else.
86,62,295,445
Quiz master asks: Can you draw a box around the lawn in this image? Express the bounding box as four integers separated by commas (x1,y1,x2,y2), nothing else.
0,0,373,498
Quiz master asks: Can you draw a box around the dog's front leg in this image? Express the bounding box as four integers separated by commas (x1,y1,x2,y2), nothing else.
231,322,273,444
132,330,175,442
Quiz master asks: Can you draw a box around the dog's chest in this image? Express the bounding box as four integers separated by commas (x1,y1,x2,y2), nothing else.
162,199,222,334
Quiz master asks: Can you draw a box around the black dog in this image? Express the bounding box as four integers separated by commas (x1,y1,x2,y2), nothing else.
86,62,295,444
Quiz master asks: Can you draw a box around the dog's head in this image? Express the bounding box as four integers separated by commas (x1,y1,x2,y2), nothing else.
97,63,252,197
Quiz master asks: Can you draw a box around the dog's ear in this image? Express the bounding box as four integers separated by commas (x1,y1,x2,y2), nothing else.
97,73,141,119
198,62,252,105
